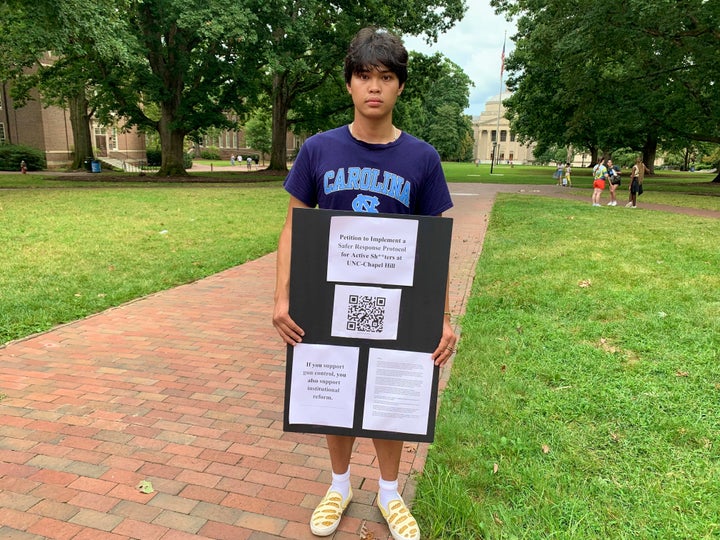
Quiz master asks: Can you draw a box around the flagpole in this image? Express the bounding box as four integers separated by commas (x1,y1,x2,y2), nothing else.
490,32,506,175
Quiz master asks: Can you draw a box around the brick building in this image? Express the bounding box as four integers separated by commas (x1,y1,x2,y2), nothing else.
2,57,299,169
1,79,147,169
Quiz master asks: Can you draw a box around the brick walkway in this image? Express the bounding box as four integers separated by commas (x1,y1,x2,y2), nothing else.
1,184,717,540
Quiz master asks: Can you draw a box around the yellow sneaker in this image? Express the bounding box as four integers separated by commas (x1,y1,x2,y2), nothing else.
310,487,352,536
378,497,420,540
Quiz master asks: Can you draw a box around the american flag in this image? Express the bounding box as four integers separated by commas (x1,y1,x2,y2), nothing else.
500,40,506,77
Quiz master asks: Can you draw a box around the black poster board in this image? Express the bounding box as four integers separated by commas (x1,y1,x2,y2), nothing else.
283,208,453,442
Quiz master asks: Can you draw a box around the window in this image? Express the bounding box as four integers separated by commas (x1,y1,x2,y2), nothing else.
491,130,497,142
510,132,516,142
109,127,119,151
0,122,5,144
500,130,507,142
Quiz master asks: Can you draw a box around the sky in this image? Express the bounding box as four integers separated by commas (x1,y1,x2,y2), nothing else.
402,0,516,117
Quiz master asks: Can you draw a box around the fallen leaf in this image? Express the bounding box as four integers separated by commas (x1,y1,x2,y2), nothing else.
610,432,620,442
578,279,592,288
493,462,499,474
501,364,507,373
676,371,689,377
541,444,550,454
493,513,504,526
136,480,154,494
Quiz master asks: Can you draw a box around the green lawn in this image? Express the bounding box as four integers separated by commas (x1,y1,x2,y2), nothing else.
1,183,286,344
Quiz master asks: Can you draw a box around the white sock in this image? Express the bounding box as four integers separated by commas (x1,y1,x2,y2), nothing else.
330,469,351,500
378,477,400,509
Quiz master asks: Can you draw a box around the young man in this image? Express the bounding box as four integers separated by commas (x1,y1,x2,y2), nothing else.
273,27,457,540
591,158,608,206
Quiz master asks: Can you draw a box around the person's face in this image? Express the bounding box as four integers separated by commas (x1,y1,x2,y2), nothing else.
346,65,404,119
607,160,613,167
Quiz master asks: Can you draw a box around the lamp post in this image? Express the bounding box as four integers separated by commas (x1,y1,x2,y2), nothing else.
490,141,497,174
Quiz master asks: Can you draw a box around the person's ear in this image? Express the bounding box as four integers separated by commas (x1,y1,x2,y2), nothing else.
398,83,405,96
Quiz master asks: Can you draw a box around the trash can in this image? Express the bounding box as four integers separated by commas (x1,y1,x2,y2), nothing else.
84,158,93,172
91,160,101,173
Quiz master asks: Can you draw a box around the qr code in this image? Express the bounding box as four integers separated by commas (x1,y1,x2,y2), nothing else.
346,295,386,333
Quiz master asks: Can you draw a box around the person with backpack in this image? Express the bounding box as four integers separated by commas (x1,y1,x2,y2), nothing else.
591,158,608,206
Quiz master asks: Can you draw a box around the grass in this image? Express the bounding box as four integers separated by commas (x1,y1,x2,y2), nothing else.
441,162,720,211
0,183,287,344
413,195,720,539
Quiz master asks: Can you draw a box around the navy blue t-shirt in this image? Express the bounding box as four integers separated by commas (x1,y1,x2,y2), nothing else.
284,126,453,216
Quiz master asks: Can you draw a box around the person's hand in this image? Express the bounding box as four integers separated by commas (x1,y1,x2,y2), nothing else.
273,297,305,345
431,318,458,367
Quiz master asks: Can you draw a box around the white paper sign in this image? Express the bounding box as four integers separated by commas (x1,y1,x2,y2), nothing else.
331,285,402,340
289,344,359,428
362,348,434,435
327,216,418,286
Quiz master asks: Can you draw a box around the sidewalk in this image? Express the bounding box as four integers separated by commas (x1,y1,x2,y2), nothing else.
1,183,718,540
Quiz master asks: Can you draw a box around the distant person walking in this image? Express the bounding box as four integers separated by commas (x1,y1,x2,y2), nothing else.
20,160,27,174
247,156,253,170
627,156,649,208
591,159,608,206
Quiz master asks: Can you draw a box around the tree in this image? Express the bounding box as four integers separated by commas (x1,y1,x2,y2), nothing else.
250,0,468,171
244,110,272,165
0,0,125,169
399,52,474,160
94,0,261,176
493,0,720,178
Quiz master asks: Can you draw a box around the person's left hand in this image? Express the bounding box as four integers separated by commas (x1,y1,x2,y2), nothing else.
431,318,458,367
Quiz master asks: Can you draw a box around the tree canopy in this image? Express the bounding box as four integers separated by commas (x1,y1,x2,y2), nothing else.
493,0,720,177
2,0,475,175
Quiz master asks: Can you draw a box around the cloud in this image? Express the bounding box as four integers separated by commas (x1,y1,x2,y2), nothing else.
403,0,516,116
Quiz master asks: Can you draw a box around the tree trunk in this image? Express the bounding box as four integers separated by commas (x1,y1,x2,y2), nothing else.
643,134,658,175
157,106,188,177
68,91,94,169
588,146,598,166
268,72,290,172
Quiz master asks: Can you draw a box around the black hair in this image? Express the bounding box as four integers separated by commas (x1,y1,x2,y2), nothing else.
344,27,408,85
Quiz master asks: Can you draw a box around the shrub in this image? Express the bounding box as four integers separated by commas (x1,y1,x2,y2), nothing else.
200,146,221,160
146,148,162,166
142,149,193,169
0,144,46,171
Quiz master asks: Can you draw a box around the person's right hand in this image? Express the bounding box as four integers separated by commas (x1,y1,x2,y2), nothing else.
273,298,305,345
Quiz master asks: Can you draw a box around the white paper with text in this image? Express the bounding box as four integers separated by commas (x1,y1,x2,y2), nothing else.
327,216,418,286
362,348,434,434
289,343,359,428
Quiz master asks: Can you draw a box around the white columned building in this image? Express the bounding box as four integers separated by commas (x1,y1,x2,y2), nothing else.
472,91,535,165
